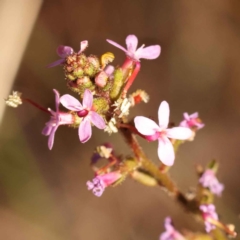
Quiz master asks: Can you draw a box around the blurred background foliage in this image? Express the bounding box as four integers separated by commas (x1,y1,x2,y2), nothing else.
0,0,240,239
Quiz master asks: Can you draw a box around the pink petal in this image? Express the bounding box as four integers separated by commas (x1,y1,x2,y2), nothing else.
158,136,175,166
189,112,199,118
136,45,161,60
53,89,60,112
78,40,88,53
200,205,208,213
158,101,170,129
82,89,93,109
60,94,82,111
183,112,190,120
57,45,73,58
86,181,94,190
48,126,58,150
134,116,160,135
79,118,92,143
125,35,138,53
47,58,65,68
42,125,51,136
166,127,192,140
90,111,106,129
106,39,128,53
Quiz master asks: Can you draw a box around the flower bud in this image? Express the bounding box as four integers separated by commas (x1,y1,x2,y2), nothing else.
83,55,100,77
5,91,22,108
110,68,124,100
95,71,108,87
72,67,84,78
93,97,109,114
77,53,87,67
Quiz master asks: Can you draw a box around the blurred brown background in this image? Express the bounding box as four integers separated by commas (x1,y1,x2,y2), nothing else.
1,0,240,239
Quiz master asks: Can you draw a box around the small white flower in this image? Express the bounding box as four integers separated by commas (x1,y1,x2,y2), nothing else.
96,145,113,158
5,91,22,108
104,117,118,134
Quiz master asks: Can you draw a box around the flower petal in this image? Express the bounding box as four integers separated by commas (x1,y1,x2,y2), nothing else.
82,89,93,109
90,111,106,129
48,125,58,150
60,94,82,111
166,127,192,140
78,40,88,53
106,39,128,53
47,58,65,68
125,35,138,53
158,101,170,129
57,45,73,58
79,118,92,143
53,89,60,112
158,136,175,166
189,112,199,118
42,125,52,136
136,45,161,60
134,116,160,135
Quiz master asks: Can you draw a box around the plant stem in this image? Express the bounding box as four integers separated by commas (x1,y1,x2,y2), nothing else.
22,98,50,114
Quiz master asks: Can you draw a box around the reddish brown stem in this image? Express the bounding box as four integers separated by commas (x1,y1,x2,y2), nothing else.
22,98,50,114
96,154,119,175
122,61,141,97
118,123,147,139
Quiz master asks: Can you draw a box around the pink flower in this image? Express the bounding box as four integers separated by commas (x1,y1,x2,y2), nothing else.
160,217,185,240
48,40,88,68
200,204,218,233
199,170,224,196
106,35,161,61
180,112,204,130
60,89,106,143
87,171,122,197
134,101,192,166
42,89,74,150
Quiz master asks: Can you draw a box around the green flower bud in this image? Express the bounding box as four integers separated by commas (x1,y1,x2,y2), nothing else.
83,62,96,77
77,53,87,67
110,68,124,100
93,97,109,115
87,55,100,69
73,67,84,78
66,73,76,81
83,55,100,77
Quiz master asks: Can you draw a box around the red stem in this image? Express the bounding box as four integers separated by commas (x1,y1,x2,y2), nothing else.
22,98,50,114
122,61,141,98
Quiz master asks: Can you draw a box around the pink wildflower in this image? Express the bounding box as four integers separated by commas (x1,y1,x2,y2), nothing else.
199,170,224,196
200,204,218,233
160,217,185,240
87,171,122,197
48,40,88,68
60,89,105,143
106,34,161,61
134,101,192,166
42,89,74,150
180,112,204,130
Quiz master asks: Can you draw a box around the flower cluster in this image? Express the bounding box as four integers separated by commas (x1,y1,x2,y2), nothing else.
200,204,219,233
199,169,224,196
5,34,237,239
160,217,185,240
